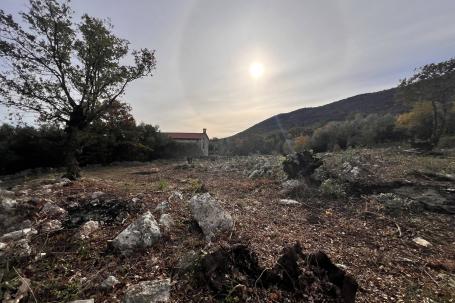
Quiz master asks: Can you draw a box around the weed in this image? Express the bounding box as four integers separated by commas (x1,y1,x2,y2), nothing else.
189,178,207,193
157,179,169,191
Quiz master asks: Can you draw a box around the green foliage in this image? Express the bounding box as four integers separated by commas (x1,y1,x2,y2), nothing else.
396,101,434,141
213,132,286,156
0,118,173,175
304,114,403,152
0,0,156,178
214,113,409,155
0,0,156,125
398,58,455,146
320,179,346,198
189,178,207,193
0,123,65,174
157,179,169,191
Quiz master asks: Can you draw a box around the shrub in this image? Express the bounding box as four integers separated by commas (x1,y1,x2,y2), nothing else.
320,179,346,198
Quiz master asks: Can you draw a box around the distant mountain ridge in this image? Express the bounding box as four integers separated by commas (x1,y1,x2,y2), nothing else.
228,87,406,139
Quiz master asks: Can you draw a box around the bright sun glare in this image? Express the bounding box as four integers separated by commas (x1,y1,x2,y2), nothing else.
249,62,264,79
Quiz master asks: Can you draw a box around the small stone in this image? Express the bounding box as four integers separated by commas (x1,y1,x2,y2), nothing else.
12,238,32,257
281,179,302,190
39,201,67,219
336,263,348,270
41,220,62,232
35,252,46,260
91,191,105,199
278,199,301,206
101,275,120,289
159,214,173,232
0,242,7,250
0,197,17,211
168,191,183,202
0,228,37,242
56,178,72,186
0,189,15,199
123,279,171,303
78,221,100,239
69,300,94,303
155,201,170,212
413,237,432,247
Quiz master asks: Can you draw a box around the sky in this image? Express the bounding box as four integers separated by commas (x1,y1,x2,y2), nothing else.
2,0,455,138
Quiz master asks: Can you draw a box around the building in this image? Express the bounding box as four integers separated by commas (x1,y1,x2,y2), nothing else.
163,128,209,156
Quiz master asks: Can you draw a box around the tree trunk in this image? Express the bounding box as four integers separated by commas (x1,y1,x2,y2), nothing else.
63,125,81,180
429,100,440,148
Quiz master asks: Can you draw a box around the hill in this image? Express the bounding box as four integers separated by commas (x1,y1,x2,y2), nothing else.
229,87,407,139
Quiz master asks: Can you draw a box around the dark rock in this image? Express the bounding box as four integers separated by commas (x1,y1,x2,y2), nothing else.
282,151,322,180
197,243,358,302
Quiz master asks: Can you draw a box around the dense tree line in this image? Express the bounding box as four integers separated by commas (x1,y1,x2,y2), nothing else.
0,103,175,175
213,108,455,155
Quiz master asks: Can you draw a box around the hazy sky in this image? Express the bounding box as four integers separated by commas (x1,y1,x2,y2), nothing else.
2,0,455,137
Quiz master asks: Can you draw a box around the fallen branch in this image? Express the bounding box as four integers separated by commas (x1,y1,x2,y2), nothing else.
13,267,38,303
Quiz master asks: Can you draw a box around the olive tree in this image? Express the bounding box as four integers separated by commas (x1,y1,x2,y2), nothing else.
0,0,156,179
398,59,455,148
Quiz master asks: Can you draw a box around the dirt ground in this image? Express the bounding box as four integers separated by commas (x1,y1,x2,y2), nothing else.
1,148,454,302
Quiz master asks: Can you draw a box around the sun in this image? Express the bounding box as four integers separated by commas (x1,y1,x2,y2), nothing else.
249,62,264,79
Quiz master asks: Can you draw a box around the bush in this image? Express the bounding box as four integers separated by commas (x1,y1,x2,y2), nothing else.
320,179,346,198
304,114,404,152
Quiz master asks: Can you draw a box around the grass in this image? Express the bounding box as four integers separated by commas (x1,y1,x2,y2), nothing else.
157,179,169,191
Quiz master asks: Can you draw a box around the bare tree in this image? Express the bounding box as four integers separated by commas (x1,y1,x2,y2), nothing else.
0,0,156,179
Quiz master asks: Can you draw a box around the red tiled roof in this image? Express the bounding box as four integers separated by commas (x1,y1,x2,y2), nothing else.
164,132,205,140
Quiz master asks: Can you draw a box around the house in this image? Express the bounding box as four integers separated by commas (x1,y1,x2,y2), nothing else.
163,128,209,156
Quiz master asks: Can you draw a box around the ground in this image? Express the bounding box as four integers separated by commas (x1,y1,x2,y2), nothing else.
0,148,454,302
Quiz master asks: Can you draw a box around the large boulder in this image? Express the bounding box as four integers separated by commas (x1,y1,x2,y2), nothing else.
112,211,161,255
189,193,233,241
123,279,171,303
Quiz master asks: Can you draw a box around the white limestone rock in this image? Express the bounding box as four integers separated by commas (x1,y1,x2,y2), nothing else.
101,275,120,289
278,199,301,206
189,193,233,241
123,279,171,303
78,221,100,240
41,220,62,232
112,211,161,255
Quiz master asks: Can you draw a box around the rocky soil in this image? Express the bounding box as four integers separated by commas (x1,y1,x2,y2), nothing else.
0,148,454,302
